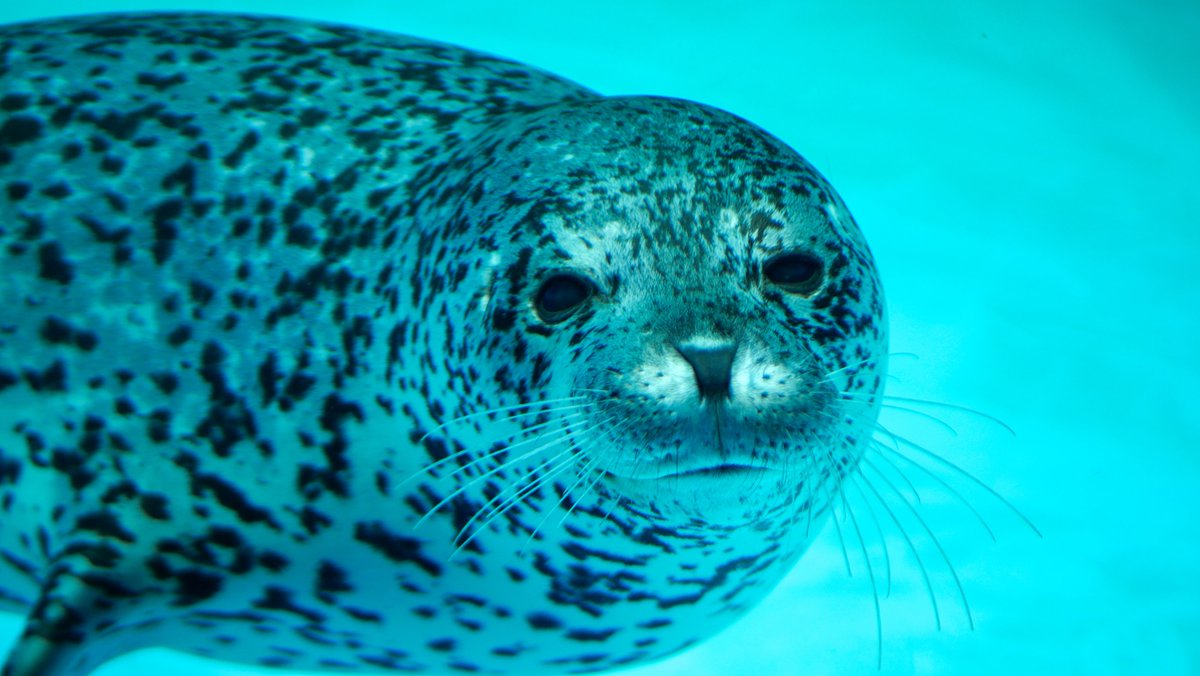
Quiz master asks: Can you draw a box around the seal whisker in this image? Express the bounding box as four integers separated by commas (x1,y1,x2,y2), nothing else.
840,392,1015,436
854,459,943,630
401,411,590,487
464,424,588,481
606,418,657,482
555,417,640,528
840,487,884,670
840,389,979,439
820,435,862,576
438,412,589,480
803,458,824,539
456,449,579,551
828,486,854,577
600,488,626,522
867,430,924,504
859,453,975,629
783,425,835,540
449,439,591,559
822,356,884,383
448,416,616,549
871,424,1041,537
802,439,832,539
868,432,997,541
589,420,664,525
417,397,593,443
847,474,893,597
415,419,602,527
525,418,634,543
519,454,603,555
779,437,821,553
559,458,610,526
874,403,961,437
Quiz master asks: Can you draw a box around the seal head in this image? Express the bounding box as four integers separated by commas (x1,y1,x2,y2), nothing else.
411,95,886,522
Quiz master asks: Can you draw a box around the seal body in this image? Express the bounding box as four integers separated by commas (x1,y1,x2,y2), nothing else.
0,12,886,675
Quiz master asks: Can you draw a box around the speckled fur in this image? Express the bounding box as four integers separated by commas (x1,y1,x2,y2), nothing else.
0,12,886,675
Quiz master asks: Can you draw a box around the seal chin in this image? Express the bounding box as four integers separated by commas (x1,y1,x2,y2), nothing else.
601,464,785,522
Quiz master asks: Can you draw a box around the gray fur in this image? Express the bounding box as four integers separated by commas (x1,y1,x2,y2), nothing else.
0,12,886,674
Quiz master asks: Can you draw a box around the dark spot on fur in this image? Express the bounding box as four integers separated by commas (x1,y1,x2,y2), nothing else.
37,242,73,285
0,115,43,146
527,612,562,630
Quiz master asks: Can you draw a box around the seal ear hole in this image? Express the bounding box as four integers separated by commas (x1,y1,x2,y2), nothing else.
764,250,824,295
535,273,594,324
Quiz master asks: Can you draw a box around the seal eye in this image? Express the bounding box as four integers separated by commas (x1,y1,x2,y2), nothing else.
535,273,593,323
764,251,824,295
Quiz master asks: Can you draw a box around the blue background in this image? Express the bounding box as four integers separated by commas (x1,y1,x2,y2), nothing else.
1,1,1196,674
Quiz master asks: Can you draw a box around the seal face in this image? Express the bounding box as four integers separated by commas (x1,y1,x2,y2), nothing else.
0,12,885,675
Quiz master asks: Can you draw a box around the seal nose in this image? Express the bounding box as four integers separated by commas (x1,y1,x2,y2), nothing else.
675,341,737,403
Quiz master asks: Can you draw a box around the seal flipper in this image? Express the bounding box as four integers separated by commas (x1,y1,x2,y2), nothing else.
2,565,138,676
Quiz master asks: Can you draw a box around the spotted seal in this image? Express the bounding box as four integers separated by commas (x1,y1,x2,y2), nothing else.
0,11,886,675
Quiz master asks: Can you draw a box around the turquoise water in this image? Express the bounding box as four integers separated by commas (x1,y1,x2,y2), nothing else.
1,1,1196,674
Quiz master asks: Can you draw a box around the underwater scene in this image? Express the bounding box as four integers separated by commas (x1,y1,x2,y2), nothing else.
0,1,1196,675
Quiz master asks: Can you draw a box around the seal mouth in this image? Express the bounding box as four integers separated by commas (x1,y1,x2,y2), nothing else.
599,462,782,518
663,463,769,479
605,463,776,482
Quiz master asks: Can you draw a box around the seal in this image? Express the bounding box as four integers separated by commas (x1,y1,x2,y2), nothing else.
0,11,886,675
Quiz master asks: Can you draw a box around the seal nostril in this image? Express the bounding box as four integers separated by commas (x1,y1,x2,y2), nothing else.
675,342,737,402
